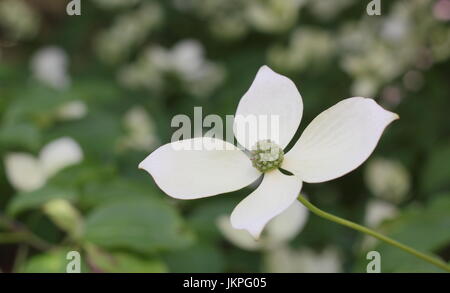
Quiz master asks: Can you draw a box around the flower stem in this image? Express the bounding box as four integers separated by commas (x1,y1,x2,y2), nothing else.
0,212,53,251
297,195,450,272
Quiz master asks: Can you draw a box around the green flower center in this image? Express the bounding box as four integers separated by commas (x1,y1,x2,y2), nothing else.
250,139,284,173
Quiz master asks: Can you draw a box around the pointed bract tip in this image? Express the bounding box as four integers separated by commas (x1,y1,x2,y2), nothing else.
259,65,273,73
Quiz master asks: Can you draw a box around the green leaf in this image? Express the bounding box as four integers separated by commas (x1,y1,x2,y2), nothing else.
79,178,159,208
7,187,77,217
20,249,89,273
164,244,225,273
47,162,116,192
83,198,193,254
354,196,450,272
421,144,450,193
380,196,450,252
188,197,236,242
85,245,167,273
3,84,69,126
49,112,122,159
0,123,42,151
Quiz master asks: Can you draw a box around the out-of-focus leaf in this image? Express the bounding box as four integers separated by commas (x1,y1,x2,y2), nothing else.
49,112,122,159
20,249,89,273
164,244,225,273
0,123,42,151
85,245,167,273
79,178,160,208
7,187,77,217
3,84,69,126
83,198,193,254
188,197,236,242
224,249,262,273
421,144,450,194
69,78,122,106
47,162,116,191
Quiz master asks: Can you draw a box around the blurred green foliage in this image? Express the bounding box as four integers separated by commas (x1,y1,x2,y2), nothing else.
0,0,449,273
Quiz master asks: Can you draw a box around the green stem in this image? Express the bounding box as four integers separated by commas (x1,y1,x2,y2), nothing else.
297,195,450,273
0,213,53,251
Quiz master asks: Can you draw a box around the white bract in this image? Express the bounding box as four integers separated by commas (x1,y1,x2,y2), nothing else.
4,137,83,192
218,200,328,273
217,200,308,250
139,65,398,238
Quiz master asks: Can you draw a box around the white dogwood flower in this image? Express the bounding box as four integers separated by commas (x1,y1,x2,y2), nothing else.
4,137,83,192
139,65,398,238
30,46,71,90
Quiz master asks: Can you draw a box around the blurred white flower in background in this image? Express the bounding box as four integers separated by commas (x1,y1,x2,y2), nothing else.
217,200,339,273
217,200,308,250
350,78,379,99
29,46,88,123
4,153,44,193
306,0,355,22
119,40,225,98
360,198,399,251
246,0,305,33
429,26,450,62
361,157,406,250
265,246,342,273
364,199,399,228
173,0,304,39
341,41,409,97
217,215,262,251
0,0,40,40
119,106,159,151
380,8,411,43
208,14,248,41
268,27,334,72
30,46,71,90
338,0,450,98
172,0,248,40
39,138,83,177
365,157,410,204
4,137,83,192
95,2,163,63
201,0,249,40
56,100,88,121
